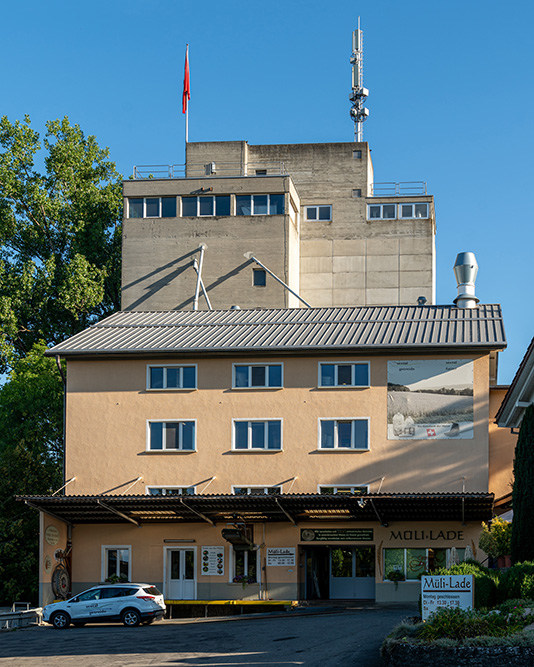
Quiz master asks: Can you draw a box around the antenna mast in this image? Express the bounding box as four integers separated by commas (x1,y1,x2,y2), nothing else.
349,18,370,142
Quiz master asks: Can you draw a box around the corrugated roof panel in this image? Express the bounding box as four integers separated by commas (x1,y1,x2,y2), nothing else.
46,305,506,357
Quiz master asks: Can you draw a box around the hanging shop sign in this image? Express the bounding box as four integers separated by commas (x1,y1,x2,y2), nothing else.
387,359,474,440
200,546,224,576
421,574,474,621
45,525,60,546
300,528,373,542
266,548,296,566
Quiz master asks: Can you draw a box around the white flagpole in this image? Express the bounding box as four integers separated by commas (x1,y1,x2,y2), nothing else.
185,44,189,145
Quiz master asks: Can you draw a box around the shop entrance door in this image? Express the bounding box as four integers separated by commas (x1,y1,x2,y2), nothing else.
329,546,375,599
166,548,196,600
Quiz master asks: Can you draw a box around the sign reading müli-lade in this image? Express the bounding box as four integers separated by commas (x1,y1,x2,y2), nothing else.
421,575,474,621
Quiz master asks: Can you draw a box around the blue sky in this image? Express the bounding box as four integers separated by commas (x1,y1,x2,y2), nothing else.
2,0,533,384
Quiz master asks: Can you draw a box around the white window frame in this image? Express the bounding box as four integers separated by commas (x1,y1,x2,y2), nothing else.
146,364,197,390
146,419,197,452
232,419,283,451
235,194,285,216
367,203,397,220
317,418,370,451
383,547,466,581
231,485,282,495
229,546,261,585
399,202,429,219
180,195,231,217
146,486,196,496
101,545,132,582
232,363,284,389
304,205,332,222
318,484,369,494
127,197,177,219
317,361,370,388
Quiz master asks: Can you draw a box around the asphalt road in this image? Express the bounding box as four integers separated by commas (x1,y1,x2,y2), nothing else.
0,605,417,666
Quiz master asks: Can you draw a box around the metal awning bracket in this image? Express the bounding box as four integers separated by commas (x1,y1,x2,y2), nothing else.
97,500,140,526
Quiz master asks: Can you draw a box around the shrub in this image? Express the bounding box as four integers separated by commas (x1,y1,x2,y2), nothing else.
499,562,534,602
420,607,514,641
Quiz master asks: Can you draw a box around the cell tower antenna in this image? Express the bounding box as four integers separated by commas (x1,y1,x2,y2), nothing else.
349,17,370,142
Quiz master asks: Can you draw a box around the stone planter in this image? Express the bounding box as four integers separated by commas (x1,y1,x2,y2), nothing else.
381,640,534,666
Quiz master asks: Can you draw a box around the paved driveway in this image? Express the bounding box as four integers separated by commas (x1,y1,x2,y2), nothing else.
0,605,416,666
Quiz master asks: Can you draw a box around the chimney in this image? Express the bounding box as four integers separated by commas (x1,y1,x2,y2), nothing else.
453,252,479,309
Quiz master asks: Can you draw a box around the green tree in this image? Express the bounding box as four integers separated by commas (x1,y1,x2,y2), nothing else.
0,115,122,373
0,343,63,603
0,116,122,603
511,404,534,563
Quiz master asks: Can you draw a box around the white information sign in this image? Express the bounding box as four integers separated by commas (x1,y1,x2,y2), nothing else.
421,575,474,621
267,548,296,566
201,546,224,576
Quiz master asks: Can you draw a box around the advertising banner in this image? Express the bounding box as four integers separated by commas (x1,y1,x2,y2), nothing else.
387,359,474,440
201,546,224,576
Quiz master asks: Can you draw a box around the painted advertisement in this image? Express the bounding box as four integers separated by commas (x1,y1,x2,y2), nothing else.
387,359,474,440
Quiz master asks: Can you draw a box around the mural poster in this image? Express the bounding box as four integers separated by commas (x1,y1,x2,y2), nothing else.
387,359,474,440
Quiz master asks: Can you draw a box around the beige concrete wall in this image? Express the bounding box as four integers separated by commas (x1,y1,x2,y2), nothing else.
122,141,435,311
489,387,516,499
122,175,298,311
64,353,490,497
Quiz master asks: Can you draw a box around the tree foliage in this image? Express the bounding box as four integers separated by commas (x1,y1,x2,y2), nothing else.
511,405,534,563
0,115,122,373
0,343,63,603
0,116,122,604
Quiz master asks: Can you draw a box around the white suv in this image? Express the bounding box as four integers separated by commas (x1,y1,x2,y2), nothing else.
43,583,166,628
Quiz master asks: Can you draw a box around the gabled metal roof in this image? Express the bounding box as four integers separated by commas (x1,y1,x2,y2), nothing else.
45,305,506,358
19,492,494,526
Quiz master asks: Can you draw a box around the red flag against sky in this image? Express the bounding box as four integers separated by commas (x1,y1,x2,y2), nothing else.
182,45,190,114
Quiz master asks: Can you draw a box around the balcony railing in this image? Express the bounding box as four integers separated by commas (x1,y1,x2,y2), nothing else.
371,181,427,196
132,161,287,179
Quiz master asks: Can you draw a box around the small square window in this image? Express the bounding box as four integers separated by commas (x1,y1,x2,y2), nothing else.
353,150,362,159
161,197,177,217
352,189,362,198
256,169,267,175
182,197,197,216
253,269,266,287
128,199,144,218
199,197,214,216
145,198,160,217
382,204,396,219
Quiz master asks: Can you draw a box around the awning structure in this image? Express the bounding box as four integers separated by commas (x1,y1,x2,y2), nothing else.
19,492,494,527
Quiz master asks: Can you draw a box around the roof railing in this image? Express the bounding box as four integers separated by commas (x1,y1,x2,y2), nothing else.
132,161,288,180
371,181,427,196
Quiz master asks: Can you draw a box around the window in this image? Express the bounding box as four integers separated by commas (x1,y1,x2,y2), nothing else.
233,420,282,450
232,549,258,585
233,486,281,495
305,205,332,222
353,150,362,159
253,269,266,287
319,485,368,495
399,203,429,219
352,189,362,198
102,546,131,582
367,203,396,220
127,197,177,218
319,362,369,387
147,365,197,390
235,194,284,215
383,548,466,581
319,419,369,450
147,486,195,496
148,421,196,451
181,195,231,217
233,364,283,388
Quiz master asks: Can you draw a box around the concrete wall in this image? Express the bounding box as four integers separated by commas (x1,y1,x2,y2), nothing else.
64,352,490,497
122,141,435,311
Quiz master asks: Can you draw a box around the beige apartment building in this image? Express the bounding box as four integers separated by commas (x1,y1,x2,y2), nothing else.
122,141,435,311
24,303,513,606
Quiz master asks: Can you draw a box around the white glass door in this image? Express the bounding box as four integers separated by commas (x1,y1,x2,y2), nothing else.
166,548,196,600
329,546,375,599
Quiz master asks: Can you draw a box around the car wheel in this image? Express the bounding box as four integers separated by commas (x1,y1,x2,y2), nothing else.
51,611,71,629
121,608,141,627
